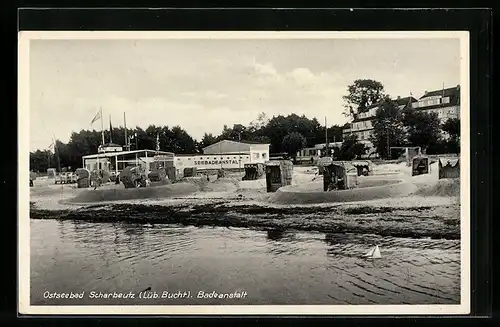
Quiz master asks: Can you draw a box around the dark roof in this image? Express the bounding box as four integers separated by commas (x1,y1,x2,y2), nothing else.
351,116,374,123
350,96,418,123
419,86,460,99
100,143,122,147
395,96,418,105
416,86,460,110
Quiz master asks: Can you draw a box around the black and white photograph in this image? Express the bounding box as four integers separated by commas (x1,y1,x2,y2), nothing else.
19,31,470,315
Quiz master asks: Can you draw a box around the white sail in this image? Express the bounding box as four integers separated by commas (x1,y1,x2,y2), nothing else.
364,245,381,259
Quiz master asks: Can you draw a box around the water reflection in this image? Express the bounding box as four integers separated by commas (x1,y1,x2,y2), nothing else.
266,228,289,241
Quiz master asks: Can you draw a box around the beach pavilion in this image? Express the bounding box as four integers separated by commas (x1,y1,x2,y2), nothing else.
82,149,175,174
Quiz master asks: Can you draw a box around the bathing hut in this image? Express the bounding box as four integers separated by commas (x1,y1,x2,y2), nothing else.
183,167,197,178
120,166,148,188
148,167,167,182
29,171,36,187
46,168,56,179
438,157,460,179
265,160,293,192
412,156,429,176
351,160,372,176
75,168,91,188
217,168,227,179
322,160,358,191
316,157,333,175
242,163,264,180
153,154,176,181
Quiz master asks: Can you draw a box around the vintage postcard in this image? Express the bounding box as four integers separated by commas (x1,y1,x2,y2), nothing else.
19,31,470,315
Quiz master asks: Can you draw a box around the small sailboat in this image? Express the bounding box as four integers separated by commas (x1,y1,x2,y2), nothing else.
364,245,381,259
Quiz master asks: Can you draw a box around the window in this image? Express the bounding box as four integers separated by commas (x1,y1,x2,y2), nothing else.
262,153,267,159
252,153,259,159
188,158,192,161
227,157,230,159
442,97,450,104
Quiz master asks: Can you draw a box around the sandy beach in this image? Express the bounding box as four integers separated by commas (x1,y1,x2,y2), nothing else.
29,162,460,239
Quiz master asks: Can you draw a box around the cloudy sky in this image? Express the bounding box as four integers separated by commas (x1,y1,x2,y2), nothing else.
29,37,461,151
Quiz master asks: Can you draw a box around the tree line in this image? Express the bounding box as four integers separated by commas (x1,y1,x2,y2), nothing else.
30,78,461,172
29,113,345,172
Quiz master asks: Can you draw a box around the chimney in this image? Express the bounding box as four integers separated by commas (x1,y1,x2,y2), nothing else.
424,90,428,95
456,85,460,90
397,96,401,100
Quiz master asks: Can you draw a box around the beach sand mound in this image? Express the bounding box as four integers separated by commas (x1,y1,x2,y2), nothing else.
200,177,240,193
268,179,419,205
413,178,460,197
68,183,199,203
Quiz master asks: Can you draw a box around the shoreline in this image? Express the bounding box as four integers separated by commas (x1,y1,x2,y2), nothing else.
28,163,461,240
30,199,460,240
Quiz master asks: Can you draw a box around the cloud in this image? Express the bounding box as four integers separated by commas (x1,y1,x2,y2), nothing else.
28,38,460,151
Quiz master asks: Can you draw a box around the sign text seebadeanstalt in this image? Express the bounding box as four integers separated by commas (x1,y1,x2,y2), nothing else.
194,159,239,166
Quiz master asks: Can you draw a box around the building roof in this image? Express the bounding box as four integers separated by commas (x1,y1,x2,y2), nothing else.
99,143,122,147
202,139,270,150
419,85,460,99
350,96,418,123
396,96,418,106
82,149,174,159
175,152,251,157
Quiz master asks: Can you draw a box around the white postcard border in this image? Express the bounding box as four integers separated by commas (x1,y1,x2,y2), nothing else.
18,30,471,316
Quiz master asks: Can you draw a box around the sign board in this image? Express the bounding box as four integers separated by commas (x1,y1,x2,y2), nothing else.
153,155,174,162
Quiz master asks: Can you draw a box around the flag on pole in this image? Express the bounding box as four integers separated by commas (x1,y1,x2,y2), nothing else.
91,110,101,125
109,115,113,143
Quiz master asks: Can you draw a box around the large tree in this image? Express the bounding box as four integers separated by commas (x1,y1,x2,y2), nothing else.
334,134,367,160
342,79,385,119
261,114,322,152
199,133,218,150
402,109,442,153
370,96,406,159
442,118,460,153
282,132,307,162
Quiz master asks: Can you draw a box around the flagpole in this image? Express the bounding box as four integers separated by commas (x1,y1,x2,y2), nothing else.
325,117,329,157
100,107,105,146
109,114,113,143
53,135,61,173
124,112,128,151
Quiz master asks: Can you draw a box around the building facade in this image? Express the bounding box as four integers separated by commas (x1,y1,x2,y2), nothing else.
82,149,175,173
411,85,460,123
342,96,418,157
296,142,343,162
174,140,270,172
